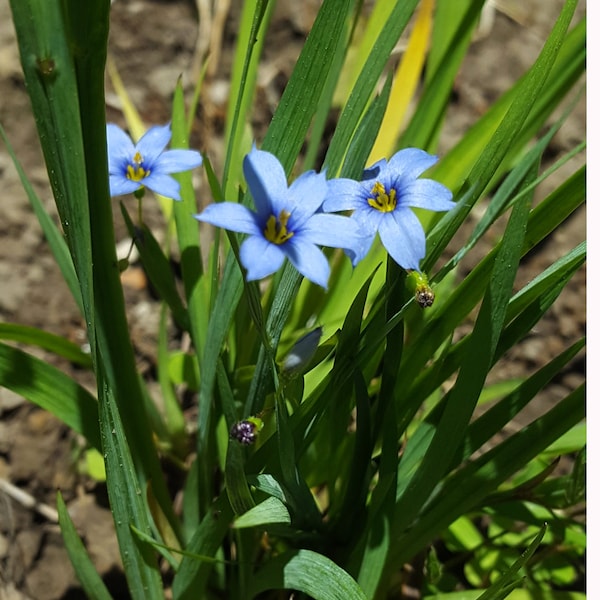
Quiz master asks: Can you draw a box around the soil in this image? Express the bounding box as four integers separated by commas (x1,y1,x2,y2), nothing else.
0,0,586,598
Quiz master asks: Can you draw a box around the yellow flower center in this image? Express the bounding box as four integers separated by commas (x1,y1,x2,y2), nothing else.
264,210,294,245
367,181,397,213
126,151,150,182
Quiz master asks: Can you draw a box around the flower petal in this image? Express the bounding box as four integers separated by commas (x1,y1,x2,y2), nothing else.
153,149,203,174
299,213,361,250
344,232,375,266
287,170,328,225
194,202,262,236
136,123,172,165
240,234,285,280
352,202,385,236
243,147,289,218
322,178,368,212
387,148,439,182
284,238,330,289
400,179,455,211
109,174,141,197
362,158,387,181
143,173,182,200
107,124,135,174
379,209,425,270
283,327,323,373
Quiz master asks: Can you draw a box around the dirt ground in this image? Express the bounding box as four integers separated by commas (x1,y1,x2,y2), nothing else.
0,0,586,598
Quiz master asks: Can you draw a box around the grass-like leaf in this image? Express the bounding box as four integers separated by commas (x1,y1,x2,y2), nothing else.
172,81,210,355
324,0,420,175
402,166,585,401
172,493,234,599
0,124,84,315
68,0,180,539
262,0,355,168
120,204,191,332
407,242,585,413
249,549,368,599
457,336,585,467
393,385,584,566
0,342,100,449
474,524,547,600
399,0,486,152
56,491,113,600
367,0,435,160
233,497,291,528
430,17,585,195
0,323,92,368
383,158,534,594
8,0,95,342
98,384,164,599
222,0,273,196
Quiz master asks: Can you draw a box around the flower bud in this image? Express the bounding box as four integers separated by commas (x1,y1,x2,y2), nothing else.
282,327,323,374
406,270,435,308
230,416,264,445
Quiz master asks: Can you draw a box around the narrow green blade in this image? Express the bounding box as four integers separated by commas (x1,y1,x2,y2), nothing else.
0,342,100,450
249,549,367,600
56,491,113,600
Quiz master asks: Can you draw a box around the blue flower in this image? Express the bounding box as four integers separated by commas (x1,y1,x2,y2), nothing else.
323,148,455,270
194,147,363,289
107,123,203,200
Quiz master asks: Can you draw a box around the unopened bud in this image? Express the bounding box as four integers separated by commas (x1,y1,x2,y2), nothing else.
406,270,435,308
230,416,264,445
118,258,130,273
282,327,323,374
